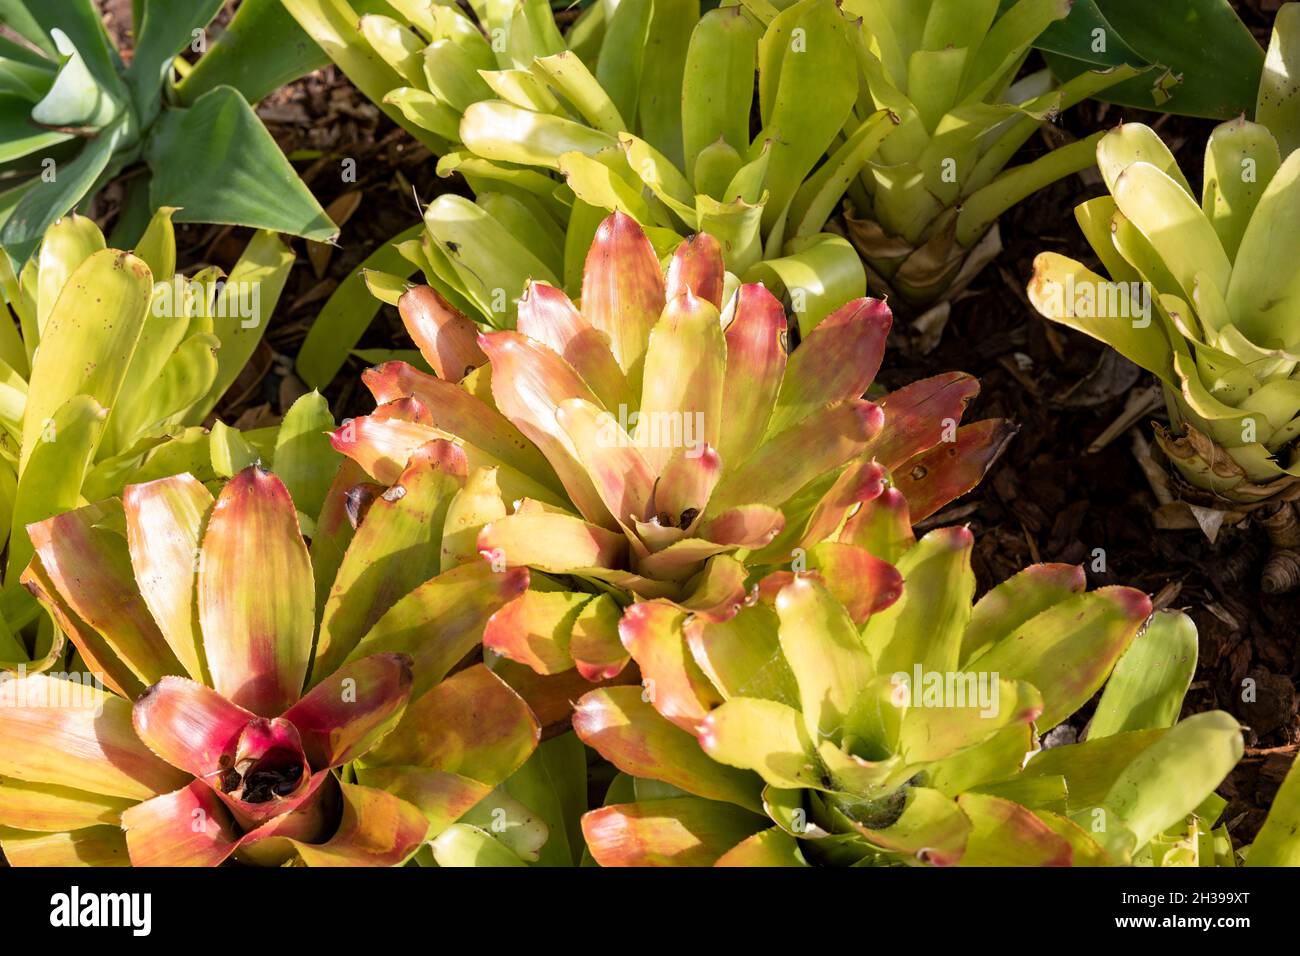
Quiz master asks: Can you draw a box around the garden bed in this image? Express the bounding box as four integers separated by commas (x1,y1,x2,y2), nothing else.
98,0,1299,846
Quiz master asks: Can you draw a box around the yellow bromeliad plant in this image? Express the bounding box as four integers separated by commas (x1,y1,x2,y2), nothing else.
0,207,335,666
330,212,1013,685
837,0,1139,308
1029,7,1300,507
0,451,569,866
289,0,1139,386
573,540,1247,867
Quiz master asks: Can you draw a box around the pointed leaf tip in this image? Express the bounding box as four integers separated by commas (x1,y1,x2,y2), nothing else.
199,466,314,716
667,232,726,308
397,285,487,383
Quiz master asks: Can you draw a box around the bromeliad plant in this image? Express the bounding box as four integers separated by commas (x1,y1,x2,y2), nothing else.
0,207,331,661
437,0,886,327
835,0,1138,309
0,452,549,866
572,535,1245,867
0,0,335,263
1029,6,1300,507
294,0,1144,385
329,212,1014,682
294,0,888,385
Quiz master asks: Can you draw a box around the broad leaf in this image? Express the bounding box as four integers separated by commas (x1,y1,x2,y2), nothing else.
146,86,336,241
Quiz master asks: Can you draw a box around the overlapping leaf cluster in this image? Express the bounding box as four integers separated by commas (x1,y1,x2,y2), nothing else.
0,0,334,263
0,0,1298,872
0,208,332,666
331,212,1013,680
1031,8,1300,504
0,448,563,866
292,0,1139,385
577,556,1244,867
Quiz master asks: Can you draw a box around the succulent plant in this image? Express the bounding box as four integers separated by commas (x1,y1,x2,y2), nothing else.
438,0,885,327
0,0,335,264
0,208,331,661
572,532,1244,866
0,455,543,866
329,212,1013,685
293,0,894,385
1029,7,1300,506
292,0,1144,384
836,0,1137,308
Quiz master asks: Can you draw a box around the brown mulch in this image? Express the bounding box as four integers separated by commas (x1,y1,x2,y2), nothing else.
95,0,1294,847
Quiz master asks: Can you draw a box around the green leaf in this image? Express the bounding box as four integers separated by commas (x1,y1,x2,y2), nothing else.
178,0,349,105
970,587,1150,731
959,563,1084,667
773,575,873,742
595,0,653,134
862,527,974,678
575,687,764,812
460,100,617,171
1028,254,1177,387
898,677,1042,765
1110,160,1230,304
1089,610,1197,739
272,391,337,523
497,732,589,867
422,194,558,327
430,822,528,866
0,1,58,57
359,14,426,88
742,232,866,332
0,112,128,265
1096,710,1242,858
0,95,72,164
20,248,151,468
5,394,105,586
30,30,120,130
128,0,224,123
1226,149,1300,348
697,696,823,790
188,230,294,422
145,86,336,241
34,212,104,335
1038,0,1264,119
961,0,1071,106
636,0,698,171
131,204,177,284
1203,118,1281,261
753,0,857,232
504,0,566,68
2,0,122,94
208,420,259,477
533,52,625,136
1258,4,1300,158
788,109,895,239
279,0,442,150
1247,754,1300,866
681,6,758,180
